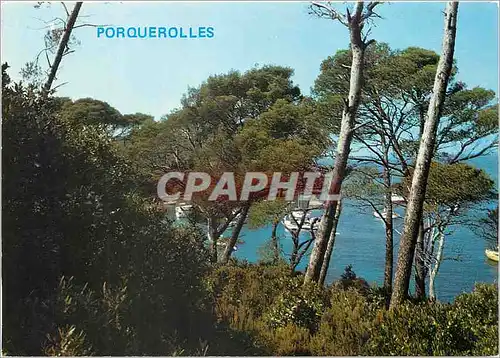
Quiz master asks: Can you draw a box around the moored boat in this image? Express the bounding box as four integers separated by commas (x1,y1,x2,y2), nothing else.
391,194,405,204
282,210,320,232
373,210,399,220
485,249,499,262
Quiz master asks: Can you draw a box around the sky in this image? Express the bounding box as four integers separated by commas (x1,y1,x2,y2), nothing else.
1,1,499,120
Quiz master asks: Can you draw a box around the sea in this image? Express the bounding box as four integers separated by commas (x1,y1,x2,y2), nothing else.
230,152,499,302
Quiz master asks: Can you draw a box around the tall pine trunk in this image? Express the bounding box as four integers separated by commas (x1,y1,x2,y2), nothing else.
43,2,83,94
207,217,218,264
390,1,458,308
271,219,280,263
383,167,394,293
429,230,445,300
207,216,222,264
220,204,250,264
304,2,367,284
318,201,342,286
414,220,427,299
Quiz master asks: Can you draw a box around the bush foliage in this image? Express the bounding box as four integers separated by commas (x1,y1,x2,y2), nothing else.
2,65,498,356
208,263,498,356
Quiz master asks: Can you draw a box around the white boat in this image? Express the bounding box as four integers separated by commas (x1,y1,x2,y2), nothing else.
175,204,193,219
373,210,399,220
291,210,308,220
485,248,499,262
391,194,405,204
282,210,320,232
296,194,324,210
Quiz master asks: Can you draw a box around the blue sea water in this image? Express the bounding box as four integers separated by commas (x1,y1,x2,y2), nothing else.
232,153,499,302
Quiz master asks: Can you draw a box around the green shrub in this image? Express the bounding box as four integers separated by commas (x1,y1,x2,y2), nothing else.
310,288,374,356
264,279,328,332
364,283,499,356
366,285,392,310
207,262,293,330
43,325,93,356
364,301,448,355
260,324,311,356
447,283,499,355
330,265,371,294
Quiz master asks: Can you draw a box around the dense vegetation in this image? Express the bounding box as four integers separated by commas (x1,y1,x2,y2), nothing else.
208,264,498,356
2,2,498,356
3,58,498,355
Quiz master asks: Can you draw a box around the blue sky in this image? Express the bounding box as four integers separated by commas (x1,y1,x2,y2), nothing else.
1,1,498,119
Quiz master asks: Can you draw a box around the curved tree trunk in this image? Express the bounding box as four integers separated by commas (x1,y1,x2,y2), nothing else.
390,1,458,308
289,211,309,272
271,219,280,263
429,230,445,300
43,2,83,94
304,2,367,285
207,217,218,264
414,220,426,299
382,168,394,293
318,201,342,286
220,204,250,264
